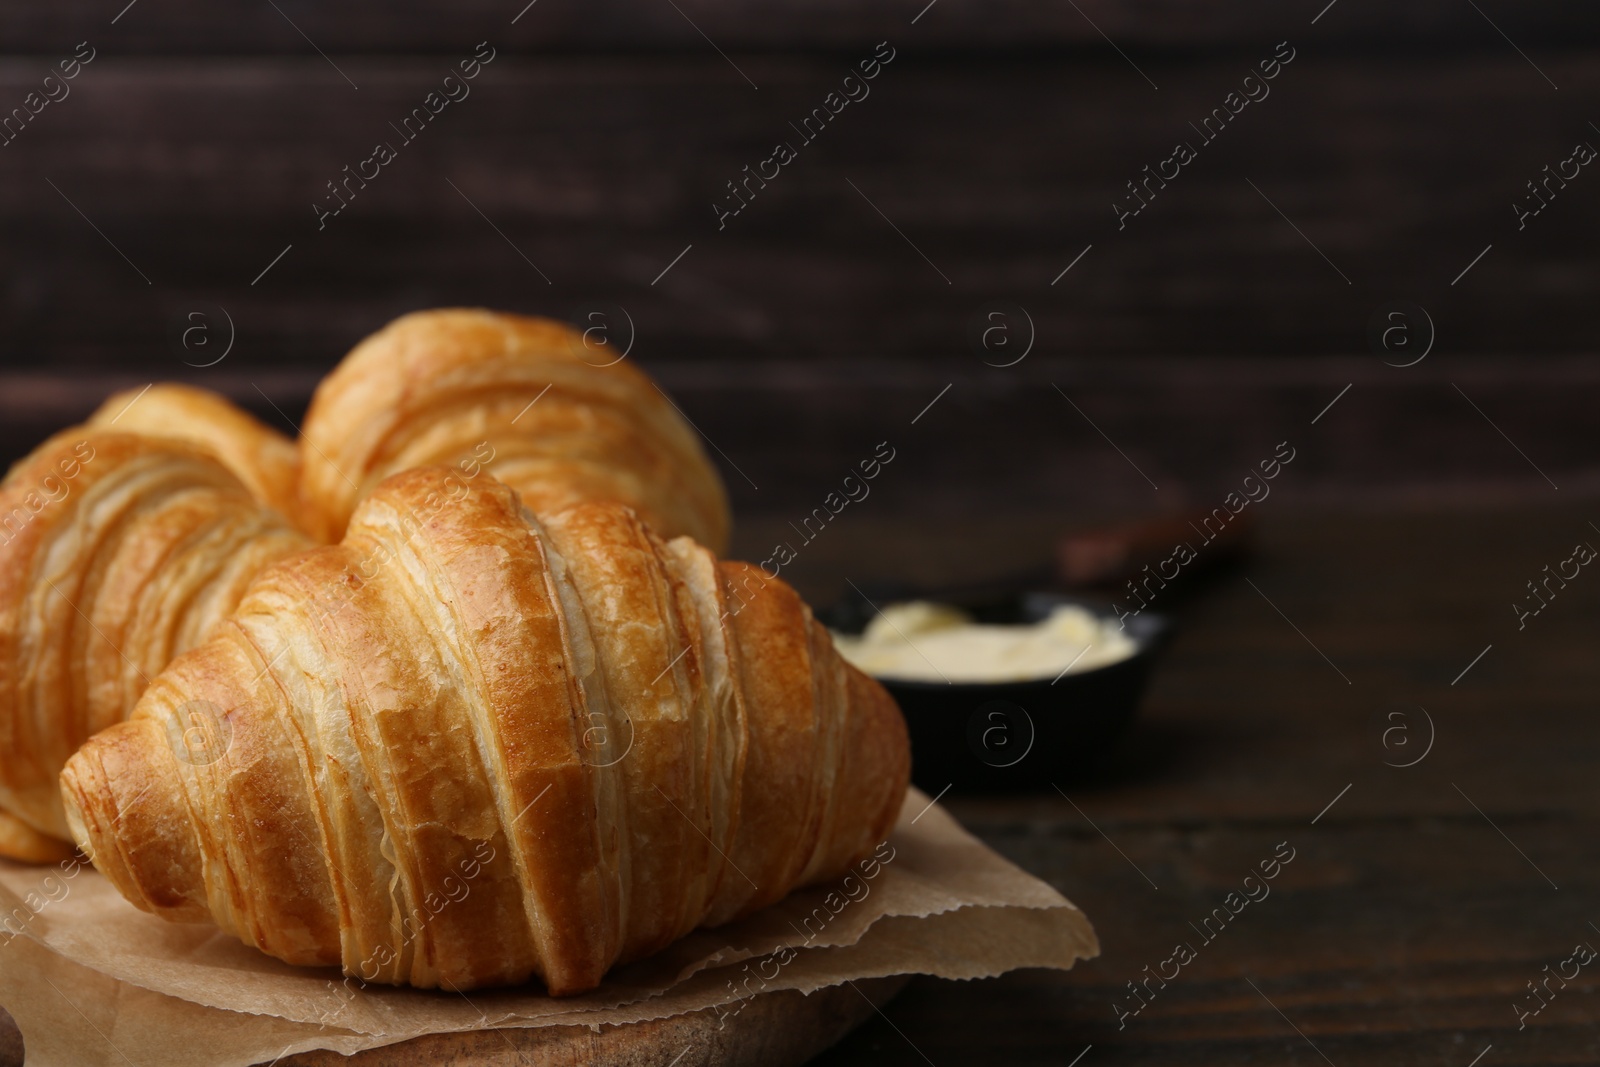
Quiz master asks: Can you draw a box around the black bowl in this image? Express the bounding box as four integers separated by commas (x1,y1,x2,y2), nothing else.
821,591,1171,792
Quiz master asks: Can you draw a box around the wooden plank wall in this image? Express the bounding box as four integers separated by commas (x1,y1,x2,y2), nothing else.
1,1,1595,519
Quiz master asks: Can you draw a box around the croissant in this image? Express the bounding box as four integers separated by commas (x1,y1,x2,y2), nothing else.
0,431,311,849
61,466,909,994
298,308,732,552
0,808,74,864
86,383,303,523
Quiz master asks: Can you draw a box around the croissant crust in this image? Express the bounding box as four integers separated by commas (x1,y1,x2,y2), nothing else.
86,383,302,525
61,466,907,994
298,308,732,552
0,431,309,844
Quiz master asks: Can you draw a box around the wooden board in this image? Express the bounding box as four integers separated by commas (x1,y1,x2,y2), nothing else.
3,53,1600,375
6,0,1600,51
0,975,908,1066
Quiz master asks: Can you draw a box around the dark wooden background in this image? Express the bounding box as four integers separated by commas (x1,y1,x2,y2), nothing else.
3,0,1598,524
2,3,1599,1064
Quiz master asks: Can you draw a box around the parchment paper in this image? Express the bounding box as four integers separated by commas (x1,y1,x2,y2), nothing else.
0,790,1098,1067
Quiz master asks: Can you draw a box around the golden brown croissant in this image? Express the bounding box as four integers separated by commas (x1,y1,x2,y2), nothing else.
0,431,311,848
62,466,908,994
297,308,731,552
86,383,303,523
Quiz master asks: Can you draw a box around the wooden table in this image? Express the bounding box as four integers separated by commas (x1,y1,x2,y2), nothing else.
781,501,1600,1066
0,485,1591,1066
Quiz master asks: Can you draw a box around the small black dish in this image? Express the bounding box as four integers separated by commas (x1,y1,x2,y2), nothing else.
820,590,1171,793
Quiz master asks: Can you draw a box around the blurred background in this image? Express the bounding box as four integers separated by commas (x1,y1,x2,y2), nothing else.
2,0,1597,598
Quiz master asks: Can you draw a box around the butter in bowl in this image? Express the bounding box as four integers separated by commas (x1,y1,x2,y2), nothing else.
825,592,1170,791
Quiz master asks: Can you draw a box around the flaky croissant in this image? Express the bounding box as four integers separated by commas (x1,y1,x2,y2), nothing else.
0,431,310,848
62,466,908,994
0,808,74,864
86,383,303,524
297,308,732,552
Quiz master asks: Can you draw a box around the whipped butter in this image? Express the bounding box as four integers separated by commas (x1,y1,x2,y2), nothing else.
831,600,1137,684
